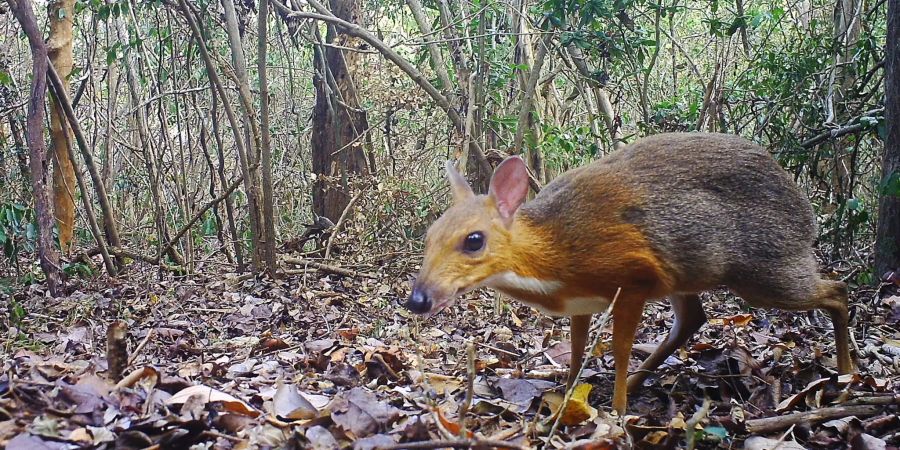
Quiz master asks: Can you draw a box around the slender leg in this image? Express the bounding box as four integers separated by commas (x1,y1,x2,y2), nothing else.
611,298,646,414
627,294,706,391
739,279,855,374
567,314,592,390
816,281,854,373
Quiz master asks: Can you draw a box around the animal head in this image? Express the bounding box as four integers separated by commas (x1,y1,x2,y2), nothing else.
406,156,530,315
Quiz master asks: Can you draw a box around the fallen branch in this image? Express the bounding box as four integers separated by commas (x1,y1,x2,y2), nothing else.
745,405,882,434
283,256,372,278
686,398,712,450
844,394,900,406
84,246,183,273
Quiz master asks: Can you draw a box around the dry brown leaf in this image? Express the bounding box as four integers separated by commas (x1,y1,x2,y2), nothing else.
167,385,260,417
425,372,463,395
330,387,402,438
114,366,159,390
434,406,473,438
273,383,318,420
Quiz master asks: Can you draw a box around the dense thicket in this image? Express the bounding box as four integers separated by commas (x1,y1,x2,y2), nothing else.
0,0,892,286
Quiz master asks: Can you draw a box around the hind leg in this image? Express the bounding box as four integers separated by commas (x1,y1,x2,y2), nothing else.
627,294,706,391
738,278,853,374
815,280,853,373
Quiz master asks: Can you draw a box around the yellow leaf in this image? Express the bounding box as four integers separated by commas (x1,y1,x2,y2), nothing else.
724,314,753,327
542,383,598,426
644,430,669,444
591,340,611,357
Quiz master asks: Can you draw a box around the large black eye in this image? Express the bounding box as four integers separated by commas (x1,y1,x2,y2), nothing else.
463,232,485,252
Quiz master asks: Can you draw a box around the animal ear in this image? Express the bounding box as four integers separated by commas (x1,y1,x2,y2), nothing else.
445,160,475,203
489,156,529,220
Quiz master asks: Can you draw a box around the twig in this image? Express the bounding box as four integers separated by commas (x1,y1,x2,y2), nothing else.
685,398,712,450
324,189,364,260
458,342,475,437
745,405,882,434
546,289,620,440
283,257,373,278
155,172,248,263
844,394,900,406
772,424,797,449
128,328,156,366
467,339,520,357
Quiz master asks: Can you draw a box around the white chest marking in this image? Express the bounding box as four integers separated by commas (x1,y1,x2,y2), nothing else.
484,271,562,295
550,296,613,317
483,272,611,317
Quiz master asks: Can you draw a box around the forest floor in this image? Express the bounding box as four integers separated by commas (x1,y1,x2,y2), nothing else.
1,258,899,449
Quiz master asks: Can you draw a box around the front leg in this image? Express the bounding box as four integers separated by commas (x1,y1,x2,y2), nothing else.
611,298,647,414
566,314,592,390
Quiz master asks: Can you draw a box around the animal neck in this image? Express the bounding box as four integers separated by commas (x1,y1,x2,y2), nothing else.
498,213,565,282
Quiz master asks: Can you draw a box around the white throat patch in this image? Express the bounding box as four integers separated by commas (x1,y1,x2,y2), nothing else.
483,271,612,317
484,271,562,295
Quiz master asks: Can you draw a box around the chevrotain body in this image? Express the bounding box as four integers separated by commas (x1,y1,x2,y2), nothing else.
408,132,854,413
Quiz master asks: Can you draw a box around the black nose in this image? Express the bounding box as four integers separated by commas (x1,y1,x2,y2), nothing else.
406,288,432,314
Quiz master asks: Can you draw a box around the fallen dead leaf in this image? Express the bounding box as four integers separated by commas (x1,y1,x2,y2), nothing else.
167,385,260,417
542,383,598,426
273,383,318,420
330,387,402,438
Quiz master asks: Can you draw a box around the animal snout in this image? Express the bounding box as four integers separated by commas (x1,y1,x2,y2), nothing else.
406,287,432,314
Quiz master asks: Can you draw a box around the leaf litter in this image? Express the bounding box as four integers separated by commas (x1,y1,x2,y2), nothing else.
0,267,898,449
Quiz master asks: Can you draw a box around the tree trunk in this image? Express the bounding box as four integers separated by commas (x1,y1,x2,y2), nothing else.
177,0,257,270
875,0,900,277
258,0,278,273
825,0,863,257
7,0,63,296
221,0,266,271
311,0,372,223
46,63,123,275
47,0,77,254
209,85,244,272
115,17,183,267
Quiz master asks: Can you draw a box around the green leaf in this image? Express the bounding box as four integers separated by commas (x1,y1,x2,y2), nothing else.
0,70,12,86
203,213,218,236
11,301,27,325
726,17,746,36
25,222,36,241
63,262,95,278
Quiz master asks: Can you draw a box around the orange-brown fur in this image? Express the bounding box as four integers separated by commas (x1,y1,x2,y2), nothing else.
412,132,854,414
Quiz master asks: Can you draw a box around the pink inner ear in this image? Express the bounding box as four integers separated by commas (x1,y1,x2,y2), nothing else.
489,156,529,219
